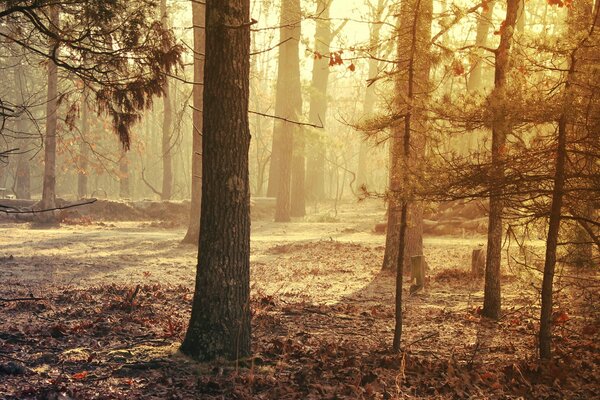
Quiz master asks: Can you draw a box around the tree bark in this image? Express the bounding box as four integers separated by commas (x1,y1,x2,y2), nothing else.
182,0,205,244
273,0,302,222
482,0,519,320
180,0,252,362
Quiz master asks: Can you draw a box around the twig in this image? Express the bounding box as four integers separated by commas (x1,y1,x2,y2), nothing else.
405,331,439,347
0,297,45,302
0,199,97,214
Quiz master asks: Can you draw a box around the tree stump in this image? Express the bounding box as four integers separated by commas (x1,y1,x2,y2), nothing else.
471,248,485,278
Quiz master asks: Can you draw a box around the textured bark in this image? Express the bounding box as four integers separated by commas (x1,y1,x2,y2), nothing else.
273,0,302,222
305,0,333,202
467,1,495,92
160,0,173,201
482,0,519,320
182,0,205,244
180,0,251,362
41,5,59,215
383,0,432,272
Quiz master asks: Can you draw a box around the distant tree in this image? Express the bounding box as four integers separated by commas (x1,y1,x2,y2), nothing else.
182,0,205,245
272,0,302,222
180,0,252,361
160,0,173,201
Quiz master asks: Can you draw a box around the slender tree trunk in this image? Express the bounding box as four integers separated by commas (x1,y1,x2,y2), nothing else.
14,57,31,199
41,6,59,215
539,101,569,360
180,0,252,362
182,0,205,244
78,92,90,198
467,1,495,92
160,0,173,201
357,0,386,192
383,0,432,272
273,0,302,222
391,0,433,351
482,0,519,320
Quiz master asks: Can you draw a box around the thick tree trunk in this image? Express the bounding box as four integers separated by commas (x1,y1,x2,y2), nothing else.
182,0,205,244
160,0,173,201
290,133,306,217
482,0,519,320
180,0,252,361
41,6,59,215
273,0,302,222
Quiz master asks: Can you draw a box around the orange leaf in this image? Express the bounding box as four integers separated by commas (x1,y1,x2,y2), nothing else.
72,371,88,380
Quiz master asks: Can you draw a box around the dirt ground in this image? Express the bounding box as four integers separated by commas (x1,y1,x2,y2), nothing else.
0,200,598,399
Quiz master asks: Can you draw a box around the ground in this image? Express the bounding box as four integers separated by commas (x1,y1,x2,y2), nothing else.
0,200,598,399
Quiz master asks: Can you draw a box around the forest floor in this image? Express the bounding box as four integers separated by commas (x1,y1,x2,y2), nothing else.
0,200,598,399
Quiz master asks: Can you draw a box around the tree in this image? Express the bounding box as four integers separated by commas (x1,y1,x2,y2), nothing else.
356,0,387,192
180,0,252,361
388,0,433,351
272,0,302,222
160,0,173,201
39,5,60,215
540,0,600,359
182,0,205,245
0,1,182,146
482,0,519,320
382,0,432,272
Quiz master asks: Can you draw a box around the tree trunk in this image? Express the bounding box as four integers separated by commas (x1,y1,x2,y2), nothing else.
357,0,386,192
482,0,519,320
391,0,433,351
119,148,130,199
14,57,31,200
273,0,302,222
290,132,306,217
305,0,333,202
160,0,173,201
182,0,205,244
41,5,59,216
78,92,90,199
539,102,568,360
180,0,252,362
467,1,495,92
